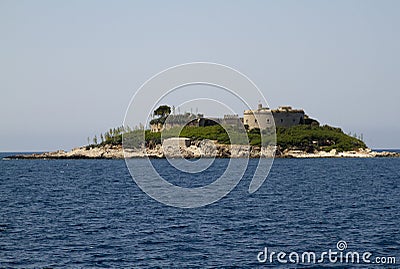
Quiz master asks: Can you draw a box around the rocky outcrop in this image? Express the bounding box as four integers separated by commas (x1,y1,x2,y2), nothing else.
4,143,400,160
275,148,400,158
6,145,127,159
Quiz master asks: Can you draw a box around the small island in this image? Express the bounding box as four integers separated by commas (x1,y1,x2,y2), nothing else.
6,104,400,159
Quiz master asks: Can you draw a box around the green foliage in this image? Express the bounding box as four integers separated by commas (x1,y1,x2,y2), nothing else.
276,125,366,152
87,126,128,148
144,125,256,146
154,105,171,117
92,123,367,153
162,125,232,144
150,116,166,125
144,130,161,145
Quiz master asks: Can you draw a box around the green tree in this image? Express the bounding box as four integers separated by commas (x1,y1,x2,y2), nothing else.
93,135,98,145
154,105,171,117
104,131,110,141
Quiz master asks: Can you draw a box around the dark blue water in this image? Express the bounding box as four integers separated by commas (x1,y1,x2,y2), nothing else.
0,153,399,268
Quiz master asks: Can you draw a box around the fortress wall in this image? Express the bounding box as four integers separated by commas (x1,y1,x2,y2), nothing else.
244,110,305,129
150,106,306,132
272,111,304,127
244,111,274,130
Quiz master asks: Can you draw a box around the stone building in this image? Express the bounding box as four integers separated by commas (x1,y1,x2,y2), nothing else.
243,104,274,130
150,104,314,133
150,113,242,132
271,106,305,128
150,113,200,132
243,104,306,130
221,114,242,127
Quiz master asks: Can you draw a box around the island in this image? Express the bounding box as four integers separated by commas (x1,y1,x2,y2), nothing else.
6,104,399,159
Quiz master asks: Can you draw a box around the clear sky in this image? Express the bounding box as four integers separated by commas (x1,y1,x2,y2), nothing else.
1,0,399,151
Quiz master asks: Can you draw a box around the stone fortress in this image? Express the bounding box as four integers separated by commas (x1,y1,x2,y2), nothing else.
243,104,317,130
150,104,319,132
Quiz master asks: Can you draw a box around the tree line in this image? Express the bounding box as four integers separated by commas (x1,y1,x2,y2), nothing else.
87,126,134,147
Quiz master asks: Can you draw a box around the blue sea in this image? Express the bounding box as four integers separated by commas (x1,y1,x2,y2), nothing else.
0,152,399,268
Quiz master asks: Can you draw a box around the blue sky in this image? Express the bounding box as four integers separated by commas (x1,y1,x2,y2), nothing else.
1,0,399,151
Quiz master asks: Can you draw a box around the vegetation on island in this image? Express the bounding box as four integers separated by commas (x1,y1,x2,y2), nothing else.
149,105,173,125
85,126,126,149
86,105,366,153
87,124,366,153
276,125,366,152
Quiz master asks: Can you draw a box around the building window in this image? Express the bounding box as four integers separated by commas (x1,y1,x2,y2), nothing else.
267,119,270,123
293,118,295,122
246,119,248,123
280,119,283,123
255,119,257,123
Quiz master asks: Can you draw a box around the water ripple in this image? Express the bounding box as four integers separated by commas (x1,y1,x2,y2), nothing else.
0,155,399,268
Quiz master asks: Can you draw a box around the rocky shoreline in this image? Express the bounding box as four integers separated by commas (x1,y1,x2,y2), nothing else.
4,143,400,160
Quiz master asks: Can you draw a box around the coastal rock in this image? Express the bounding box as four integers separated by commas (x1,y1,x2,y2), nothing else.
4,144,400,160
230,145,250,158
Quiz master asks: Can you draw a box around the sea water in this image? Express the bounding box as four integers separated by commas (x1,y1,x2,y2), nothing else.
0,153,399,268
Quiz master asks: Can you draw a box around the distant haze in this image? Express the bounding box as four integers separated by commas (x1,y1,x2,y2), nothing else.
1,1,399,151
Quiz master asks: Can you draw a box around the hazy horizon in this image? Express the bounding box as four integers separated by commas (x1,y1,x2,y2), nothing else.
1,1,399,151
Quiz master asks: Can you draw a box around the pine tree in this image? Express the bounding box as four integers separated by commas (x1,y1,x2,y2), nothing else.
154,105,171,117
